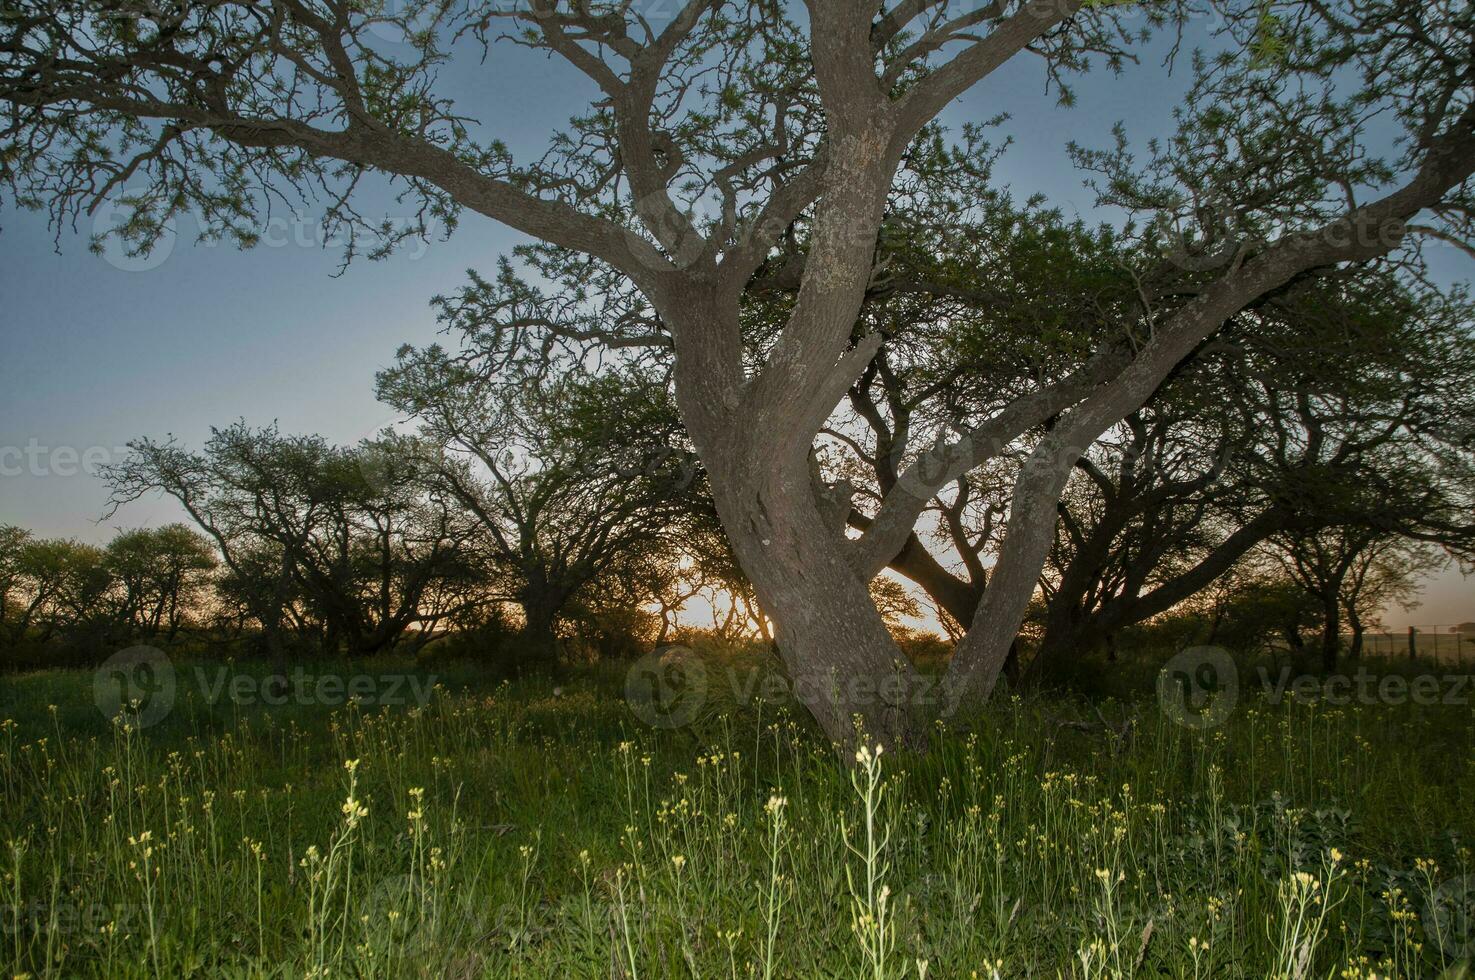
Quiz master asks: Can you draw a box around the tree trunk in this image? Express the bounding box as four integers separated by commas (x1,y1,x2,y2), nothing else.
1206,603,1226,644
1318,593,1341,671
516,588,563,673
706,456,925,751
1000,638,1026,687
882,531,982,626
945,449,1079,710
1346,607,1365,660
654,600,673,648
1034,602,1089,679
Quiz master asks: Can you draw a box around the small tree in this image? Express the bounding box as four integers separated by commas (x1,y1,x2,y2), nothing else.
104,524,219,642
1276,529,1448,668
1338,537,1442,660
105,423,486,657
0,525,32,641
5,538,115,648
1204,565,1322,655
377,351,705,666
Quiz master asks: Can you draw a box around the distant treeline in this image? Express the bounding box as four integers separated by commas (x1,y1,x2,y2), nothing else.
0,411,719,671
0,491,1449,679
5,268,1472,678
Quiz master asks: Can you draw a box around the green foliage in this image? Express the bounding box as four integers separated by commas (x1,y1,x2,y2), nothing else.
376,338,713,657
103,424,489,658
1,652,1472,977
0,526,216,667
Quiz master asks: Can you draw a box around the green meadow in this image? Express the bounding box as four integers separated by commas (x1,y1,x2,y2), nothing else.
2,648,1473,978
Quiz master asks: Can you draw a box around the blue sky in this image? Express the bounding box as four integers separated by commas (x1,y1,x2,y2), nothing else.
1,14,1469,629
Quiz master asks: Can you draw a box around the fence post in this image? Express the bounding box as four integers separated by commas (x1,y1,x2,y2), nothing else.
1408,626,1417,661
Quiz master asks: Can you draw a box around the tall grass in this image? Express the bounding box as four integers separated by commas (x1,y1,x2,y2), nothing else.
1,652,1472,977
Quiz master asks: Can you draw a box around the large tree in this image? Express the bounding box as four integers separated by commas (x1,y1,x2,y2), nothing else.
6,0,1474,744
787,160,1475,679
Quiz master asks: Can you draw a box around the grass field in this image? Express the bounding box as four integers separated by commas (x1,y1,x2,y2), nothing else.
2,647,1473,978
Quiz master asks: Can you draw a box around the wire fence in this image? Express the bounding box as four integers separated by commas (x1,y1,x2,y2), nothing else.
1356,625,1475,666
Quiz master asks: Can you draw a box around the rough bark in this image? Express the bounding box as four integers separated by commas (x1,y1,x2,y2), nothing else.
699,416,928,749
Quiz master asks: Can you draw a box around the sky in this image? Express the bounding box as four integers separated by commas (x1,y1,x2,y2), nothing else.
0,10,1470,631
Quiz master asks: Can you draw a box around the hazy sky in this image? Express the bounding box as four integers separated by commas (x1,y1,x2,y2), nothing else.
1,14,1470,630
